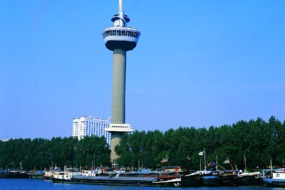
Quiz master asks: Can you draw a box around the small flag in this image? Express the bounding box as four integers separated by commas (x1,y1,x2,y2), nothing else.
223,159,230,164
208,162,216,167
198,151,204,156
161,157,169,163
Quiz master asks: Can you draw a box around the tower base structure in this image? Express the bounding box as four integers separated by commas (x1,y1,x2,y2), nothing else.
105,123,134,163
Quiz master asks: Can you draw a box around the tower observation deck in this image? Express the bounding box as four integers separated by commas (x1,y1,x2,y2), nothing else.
103,0,140,163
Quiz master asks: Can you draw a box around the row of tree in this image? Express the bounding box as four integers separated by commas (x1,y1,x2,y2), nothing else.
0,116,284,171
0,136,110,170
115,116,285,170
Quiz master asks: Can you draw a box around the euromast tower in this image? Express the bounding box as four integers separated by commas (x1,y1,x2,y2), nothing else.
103,0,141,163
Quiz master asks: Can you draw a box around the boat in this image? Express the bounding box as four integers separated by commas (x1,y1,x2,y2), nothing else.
237,170,262,186
263,168,285,187
8,170,29,178
71,171,159,186
43,167,61,180
153,177,181,187
236,154,262,186
81,170,98,177
202,171,220,186
181,169,219,187
181,169,237,187
51,168,82,183
53,169,182,187
180,171,202,187
153,171,183,187
43,171,54,180
28,170,44,179
218,170,237,186
0,170,9,178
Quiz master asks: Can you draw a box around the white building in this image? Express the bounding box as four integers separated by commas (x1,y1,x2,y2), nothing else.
72,116,111,145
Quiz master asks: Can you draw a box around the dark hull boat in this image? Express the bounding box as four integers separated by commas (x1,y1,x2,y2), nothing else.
0,170,9,178
153,172,183,187
8,170,29,178
181,170,237,187
72,175,158,186
153,178,182,187
219,171,237,186
181,170,220,187
237,172,262,186
181,173,202,187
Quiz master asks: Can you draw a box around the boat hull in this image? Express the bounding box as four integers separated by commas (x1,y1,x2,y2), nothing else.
263,178,285,187
237,175,262,186
72,175,158,186
53,171,183,187
202,175,220,186
181,174,202,187
8,171,29,178
219,172,237,186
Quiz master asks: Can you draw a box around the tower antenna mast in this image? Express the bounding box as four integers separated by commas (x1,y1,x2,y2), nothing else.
119,0,123,12
119,0,125,27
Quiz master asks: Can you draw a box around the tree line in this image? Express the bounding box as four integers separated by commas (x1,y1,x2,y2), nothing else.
115,116,285,170
0,136,110,170
0,116,284,171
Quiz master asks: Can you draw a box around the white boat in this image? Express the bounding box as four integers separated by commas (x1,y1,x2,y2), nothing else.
81,169,99,177
52,168,81,183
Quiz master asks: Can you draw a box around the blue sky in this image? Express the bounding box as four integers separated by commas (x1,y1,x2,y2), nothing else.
0,0,284,139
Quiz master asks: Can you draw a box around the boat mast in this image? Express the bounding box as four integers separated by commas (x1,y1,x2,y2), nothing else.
244,154,247,170
204,148,206,170
216,155,218,171
270,156,273,173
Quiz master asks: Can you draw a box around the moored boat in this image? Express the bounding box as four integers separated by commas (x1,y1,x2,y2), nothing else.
153,171,183,187
8,170,29,178
43,171,54,180
28,170,44,179
81,170,98,177
71,171,159,186
0,170,9,178
181,170,237,187
237,154,263,186
263,168,285,187
237,171,262,186
53,169,185,187
52,168,81,183
202,172,220,186
181,171,202,187
153,177,181,187
218,170,237,186
43,167,61,180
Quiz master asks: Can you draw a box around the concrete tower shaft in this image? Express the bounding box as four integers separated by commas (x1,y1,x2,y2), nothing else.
112,49,126,124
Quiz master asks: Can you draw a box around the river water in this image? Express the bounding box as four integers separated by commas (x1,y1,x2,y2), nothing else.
0,179,282,190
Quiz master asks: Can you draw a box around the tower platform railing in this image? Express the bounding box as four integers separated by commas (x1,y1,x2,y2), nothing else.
105,123,134,132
